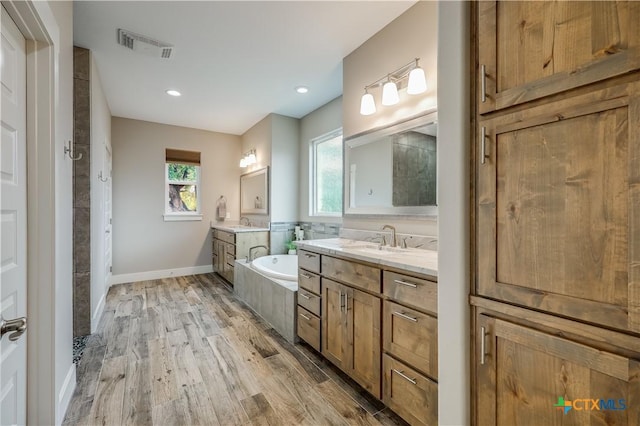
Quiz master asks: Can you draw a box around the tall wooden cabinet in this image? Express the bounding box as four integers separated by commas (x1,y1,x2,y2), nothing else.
473,1,640,424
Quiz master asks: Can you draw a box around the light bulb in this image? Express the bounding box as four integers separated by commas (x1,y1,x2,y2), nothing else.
360,92,376,115
239,157,247,168
381,80,399,106
247,152,257,164
407,66,427,95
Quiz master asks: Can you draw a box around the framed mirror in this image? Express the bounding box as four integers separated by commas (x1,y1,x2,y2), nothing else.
344,112,437,218
240,166,269,215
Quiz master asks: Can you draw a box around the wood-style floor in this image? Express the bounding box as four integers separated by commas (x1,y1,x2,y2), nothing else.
63,273,408,425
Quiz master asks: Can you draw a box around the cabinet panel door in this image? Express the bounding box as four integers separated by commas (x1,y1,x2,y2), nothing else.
478,1,640,114
322,279,348,369
476,315,640,426
477,83,640,332
347,288,381,399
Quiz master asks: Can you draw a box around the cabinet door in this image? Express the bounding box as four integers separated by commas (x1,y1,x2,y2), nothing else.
347,288,381,399
476,314,640,425
477,83,640,333
322,279,348,369
478,1,640,114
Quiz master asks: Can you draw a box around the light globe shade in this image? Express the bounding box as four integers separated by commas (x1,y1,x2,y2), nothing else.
407,67,427,95
239,157,247,168
247,152,257,164
360,92,376,115
381,81,399,106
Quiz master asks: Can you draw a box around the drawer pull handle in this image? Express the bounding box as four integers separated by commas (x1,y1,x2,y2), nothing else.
394,279,418,288
340,291,345,313
304,253,316,258
300,273,313,279
300,313,311,321
480,64,487,103
299,292,311,300
392,369,417,385
392,311,418,322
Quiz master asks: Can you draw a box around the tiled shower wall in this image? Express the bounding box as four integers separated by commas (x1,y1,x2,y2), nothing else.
73,47,91,337
392,132,437,206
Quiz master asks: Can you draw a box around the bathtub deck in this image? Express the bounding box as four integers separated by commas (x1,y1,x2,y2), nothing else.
234,260,298,343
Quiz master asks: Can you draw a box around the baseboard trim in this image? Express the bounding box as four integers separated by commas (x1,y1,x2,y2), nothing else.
57,364,76,425
109,265,214,286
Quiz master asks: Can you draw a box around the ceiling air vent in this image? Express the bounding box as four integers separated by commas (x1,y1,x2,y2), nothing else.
117,29,173,59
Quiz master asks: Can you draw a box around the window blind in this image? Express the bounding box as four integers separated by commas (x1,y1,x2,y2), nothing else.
165,148,201,165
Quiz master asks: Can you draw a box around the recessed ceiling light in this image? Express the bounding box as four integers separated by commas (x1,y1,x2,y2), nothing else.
295,86,309,94
166,89,181,97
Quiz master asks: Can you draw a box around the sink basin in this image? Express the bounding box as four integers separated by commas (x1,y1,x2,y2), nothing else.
349,247,396,256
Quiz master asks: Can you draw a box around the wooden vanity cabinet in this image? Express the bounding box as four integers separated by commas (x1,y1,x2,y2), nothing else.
211,228,269,285
297,263,322,352
322,277,382,399
382,270,438,425
477,1,640,115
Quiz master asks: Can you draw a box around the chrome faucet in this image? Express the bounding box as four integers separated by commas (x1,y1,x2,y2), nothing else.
248,245,268,261
382,225,397,247
239,216,251,226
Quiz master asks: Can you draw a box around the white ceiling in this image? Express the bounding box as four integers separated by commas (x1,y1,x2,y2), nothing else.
73,1,417,135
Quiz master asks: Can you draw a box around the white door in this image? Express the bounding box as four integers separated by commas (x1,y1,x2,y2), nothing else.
0,6,28,425
103,143,112,288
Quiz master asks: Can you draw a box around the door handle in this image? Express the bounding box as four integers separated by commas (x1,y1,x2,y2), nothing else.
299,292,311,300
480,326,487,365
105,229,111,234
392,311,418,322
480,64,487,103
480,126,490,165
1,317,27,342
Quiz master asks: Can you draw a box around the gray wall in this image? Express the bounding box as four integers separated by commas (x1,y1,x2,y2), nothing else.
49,0,75,421
270,114,300,223
89,55,111,330
437,2,470,424
112,117,241,275
340,2,438,237
343,1,438,139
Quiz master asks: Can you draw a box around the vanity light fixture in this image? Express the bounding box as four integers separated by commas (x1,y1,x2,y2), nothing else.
239,148,257,168
359,58,428,115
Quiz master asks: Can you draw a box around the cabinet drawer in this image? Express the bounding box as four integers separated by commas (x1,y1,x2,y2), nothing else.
322,256,380,293
225,244,236,256
218,230,235,244
298,288,321,317
298,269,320,295
383,300,437,379
383,354,437,426
297,307,320,352
383,271,437,314
298,250,320,273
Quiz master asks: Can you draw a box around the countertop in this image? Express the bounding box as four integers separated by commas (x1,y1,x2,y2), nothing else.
211,223,270,233
295,238,437,278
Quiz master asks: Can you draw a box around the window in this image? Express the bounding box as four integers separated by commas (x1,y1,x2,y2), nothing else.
164,149,202,221
311,129,343,216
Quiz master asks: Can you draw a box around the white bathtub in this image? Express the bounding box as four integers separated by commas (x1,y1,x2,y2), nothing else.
251,255,298,282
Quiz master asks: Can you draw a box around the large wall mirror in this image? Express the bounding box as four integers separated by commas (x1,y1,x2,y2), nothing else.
241,167,269,215
344,112,437,217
